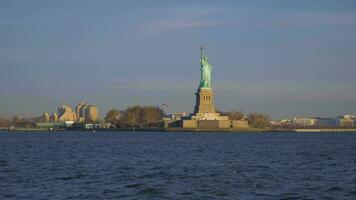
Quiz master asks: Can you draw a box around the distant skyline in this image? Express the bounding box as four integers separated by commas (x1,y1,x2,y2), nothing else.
1,0,356,119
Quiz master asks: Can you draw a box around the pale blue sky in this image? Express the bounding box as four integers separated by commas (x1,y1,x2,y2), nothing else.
1,0,356,119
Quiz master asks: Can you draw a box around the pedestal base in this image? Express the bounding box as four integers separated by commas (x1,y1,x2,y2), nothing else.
194,88,216,114
191,113,228,120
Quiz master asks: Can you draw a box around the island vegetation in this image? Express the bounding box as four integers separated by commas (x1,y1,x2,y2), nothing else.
217,110,271,129
0,107,274,131
104,106,164,128
6,107,348,131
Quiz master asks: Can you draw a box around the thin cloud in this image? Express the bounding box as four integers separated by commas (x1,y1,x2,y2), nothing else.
271,13,356,27
148,8,231,29
148,10,356,30
152,20,227,29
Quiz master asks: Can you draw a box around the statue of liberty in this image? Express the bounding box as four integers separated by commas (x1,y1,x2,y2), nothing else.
199,46,212,88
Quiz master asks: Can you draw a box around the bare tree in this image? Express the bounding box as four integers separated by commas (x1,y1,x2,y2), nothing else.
120,105,164,127
104,109,121,124
247,113,270,128
218,110,245,120
0,117,10,127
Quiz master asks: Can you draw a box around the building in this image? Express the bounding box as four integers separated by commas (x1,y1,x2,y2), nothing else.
85,104,99,123
167,112,187,120
50,113,58,123
39,102,99,124
84,123,110,129
74,102,99,123
270,119,293,126
79,104,88,122
292,118,317,126
172,112,187,120
36,122,67,129
314,118,335,127
41,112,50,123
57,105,77,122
289,115,356,128
337,118,354,127
335,115,355,127
75,102,86,122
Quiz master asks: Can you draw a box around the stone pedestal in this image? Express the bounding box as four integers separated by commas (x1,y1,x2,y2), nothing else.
194,88,216,114
191,87,228,121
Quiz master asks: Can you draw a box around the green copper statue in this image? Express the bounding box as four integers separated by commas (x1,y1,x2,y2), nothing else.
199,46,212,88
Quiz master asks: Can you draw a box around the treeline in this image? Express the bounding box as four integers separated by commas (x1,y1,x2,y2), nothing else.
0,117,10,127
0,116,36,128
104,107,271,129
105,105,164,128
218,110,271,128
1,108,271,129
105,107,271,129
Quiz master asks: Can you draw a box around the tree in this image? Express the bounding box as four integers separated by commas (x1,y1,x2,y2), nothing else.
0,117,10,127
247,113,271,128
104,109,121,124
227,111,245,120
12,116,21,126
217,110,245,120
122,106,142,125
120,105,164,127
10,116,35,128
141,106,164,123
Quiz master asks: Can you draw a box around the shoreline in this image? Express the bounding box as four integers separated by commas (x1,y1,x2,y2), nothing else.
2,127,356,133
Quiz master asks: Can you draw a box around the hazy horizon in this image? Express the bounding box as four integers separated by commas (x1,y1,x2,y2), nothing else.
1,0,356,119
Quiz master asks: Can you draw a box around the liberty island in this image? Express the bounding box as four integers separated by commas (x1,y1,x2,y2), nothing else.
164,47,249,130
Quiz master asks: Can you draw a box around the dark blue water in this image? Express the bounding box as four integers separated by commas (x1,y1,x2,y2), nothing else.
0,131,355,200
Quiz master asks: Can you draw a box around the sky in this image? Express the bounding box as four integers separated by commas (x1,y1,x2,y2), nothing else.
0,0,356,119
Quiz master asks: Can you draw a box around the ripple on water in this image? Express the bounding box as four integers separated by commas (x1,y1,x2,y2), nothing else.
325,186,344,192
125,183,143,188
136,186,167,198
0,160,7,166
51,173,88,181
0,132,355,199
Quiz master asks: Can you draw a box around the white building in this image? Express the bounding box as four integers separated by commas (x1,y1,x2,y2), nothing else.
335,115,355,127
292,118,317,126
314,118,335,127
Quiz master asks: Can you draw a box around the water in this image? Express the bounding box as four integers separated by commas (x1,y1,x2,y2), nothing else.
0,131,355,200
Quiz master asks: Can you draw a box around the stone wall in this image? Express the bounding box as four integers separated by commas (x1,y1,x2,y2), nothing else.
164,120,181,128
218,120,231,128
197,120,219,128
182,120,198,128
180,119,249,129
232,120,249,128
